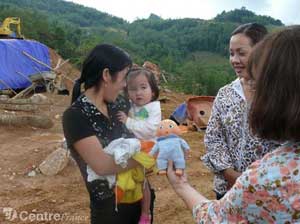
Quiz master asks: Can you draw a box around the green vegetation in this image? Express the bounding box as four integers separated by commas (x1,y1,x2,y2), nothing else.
215,7,283,26
0,1,284,95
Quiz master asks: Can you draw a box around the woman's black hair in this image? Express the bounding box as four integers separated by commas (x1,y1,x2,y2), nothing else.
231,23,268,45
71,44,132,103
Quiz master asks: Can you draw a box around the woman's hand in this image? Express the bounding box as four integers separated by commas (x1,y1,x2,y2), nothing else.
166,160,189,193
116,111,128,124
222,168,242,190
166,160,208,211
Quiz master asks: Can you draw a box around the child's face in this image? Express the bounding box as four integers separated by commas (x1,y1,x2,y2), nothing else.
127,74,153,107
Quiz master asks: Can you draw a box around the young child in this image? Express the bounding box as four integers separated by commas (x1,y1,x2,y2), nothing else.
117,67,161,224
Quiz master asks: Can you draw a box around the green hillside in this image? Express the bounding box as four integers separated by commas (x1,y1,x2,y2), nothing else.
0,1,284,95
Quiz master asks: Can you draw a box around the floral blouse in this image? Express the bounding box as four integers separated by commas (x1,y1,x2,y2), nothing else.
194,142,300,223
202,79,278,195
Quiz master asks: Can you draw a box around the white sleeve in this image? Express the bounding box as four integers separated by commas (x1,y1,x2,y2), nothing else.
126,101,161,140
106,138,141,168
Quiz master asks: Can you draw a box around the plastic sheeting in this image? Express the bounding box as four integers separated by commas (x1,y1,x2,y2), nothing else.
0,39,50,90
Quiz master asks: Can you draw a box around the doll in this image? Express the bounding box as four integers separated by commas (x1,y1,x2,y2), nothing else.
150,119,190,176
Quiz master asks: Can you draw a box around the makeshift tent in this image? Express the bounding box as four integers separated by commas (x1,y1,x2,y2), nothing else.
0,39,51,90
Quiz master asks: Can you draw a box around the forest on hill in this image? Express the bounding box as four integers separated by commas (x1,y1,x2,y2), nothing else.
0,0,284,95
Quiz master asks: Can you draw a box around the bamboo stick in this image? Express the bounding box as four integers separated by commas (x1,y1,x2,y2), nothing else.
11,83,35,99
23,51,74,83
0,79,17,95
22,51,52,70
16,71,33,83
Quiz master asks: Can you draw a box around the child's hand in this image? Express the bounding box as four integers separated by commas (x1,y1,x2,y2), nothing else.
117,111,128,124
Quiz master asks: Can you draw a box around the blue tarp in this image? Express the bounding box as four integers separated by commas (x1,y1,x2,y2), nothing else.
170,103,187,124
0,39,51,90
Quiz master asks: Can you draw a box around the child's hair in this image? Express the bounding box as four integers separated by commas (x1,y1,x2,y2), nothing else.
126,67,159,101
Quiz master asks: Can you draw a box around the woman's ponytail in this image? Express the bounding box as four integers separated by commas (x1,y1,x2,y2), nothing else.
71,79,82,104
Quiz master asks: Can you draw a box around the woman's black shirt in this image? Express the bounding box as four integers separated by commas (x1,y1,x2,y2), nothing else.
63,94,133,207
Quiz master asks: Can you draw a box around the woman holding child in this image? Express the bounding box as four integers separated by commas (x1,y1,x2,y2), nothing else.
62,44,156,224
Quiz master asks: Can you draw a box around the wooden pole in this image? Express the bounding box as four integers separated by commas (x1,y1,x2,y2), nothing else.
22,51,52,70
22,51,74,83
161,72,168,83
0,79,17,95
0,114,54,129
54,59,70,71
54,59,62,70
0,104,38,112
16,71,32,83
0,97,51,105
11,83,35,99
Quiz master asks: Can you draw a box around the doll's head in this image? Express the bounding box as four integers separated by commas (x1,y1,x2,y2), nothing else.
156,119,181,137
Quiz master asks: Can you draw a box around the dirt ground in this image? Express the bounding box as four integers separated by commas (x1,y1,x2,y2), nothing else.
0,56,215,224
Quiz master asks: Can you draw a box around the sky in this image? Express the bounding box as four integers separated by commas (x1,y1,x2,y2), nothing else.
66,0,300,25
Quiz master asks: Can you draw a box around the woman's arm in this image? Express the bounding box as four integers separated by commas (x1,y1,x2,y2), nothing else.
74,135,139,176
168,155,283,223
167,160,248,223
63,106,140,176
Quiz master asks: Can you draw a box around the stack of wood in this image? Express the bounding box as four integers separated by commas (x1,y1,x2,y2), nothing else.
0,93,54,129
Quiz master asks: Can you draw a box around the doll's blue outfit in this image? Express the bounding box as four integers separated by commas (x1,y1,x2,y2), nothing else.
150,134,190,170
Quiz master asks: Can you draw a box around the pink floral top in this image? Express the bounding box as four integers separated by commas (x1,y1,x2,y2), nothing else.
194,142,300,223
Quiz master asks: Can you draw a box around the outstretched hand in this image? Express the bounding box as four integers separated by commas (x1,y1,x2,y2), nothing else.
166,160,207,211
116,111,128,124
166,160,189,192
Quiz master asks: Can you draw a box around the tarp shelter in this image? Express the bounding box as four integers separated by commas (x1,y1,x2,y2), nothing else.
0,39,51,90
